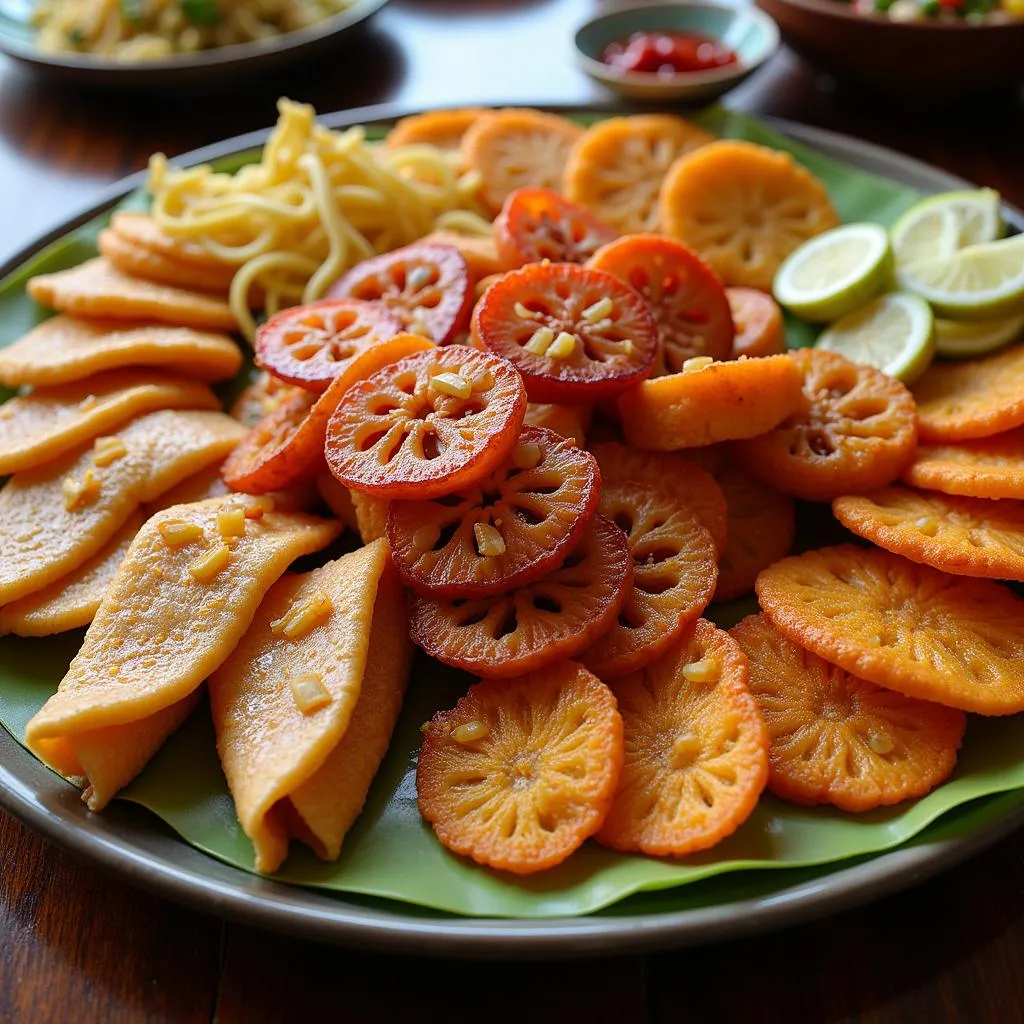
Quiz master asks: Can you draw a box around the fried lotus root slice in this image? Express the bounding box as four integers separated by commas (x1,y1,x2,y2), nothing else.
325,345,526,500
493,187,616,269
229,371,301,428
596,620,767,856
902,430,1024,499
210,540,413,873
563,114,715,235
0,370,219,476
97,228,235,295
27,257,237,331
410,515,631,677
385,107,488,151
224,334,435,494
660,140,839,290
727,287,786,358
589,234,734,373
618,354,803,450
460,108,585,213
833,487,1024,581
254,299,404,393
581,480,718,679
735,349,919,502
730,614,965,812
714,466,795,602
472,262,658,404
912,344,1024,442
0,316,242,388
591,441,728,553
326,242,472,345
417,660,623,874
24,497,340,810
523,401,592,447
756,544,1024,715
388,426,599,598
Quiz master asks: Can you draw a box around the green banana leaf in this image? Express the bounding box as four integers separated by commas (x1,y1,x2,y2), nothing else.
1,107,1022,920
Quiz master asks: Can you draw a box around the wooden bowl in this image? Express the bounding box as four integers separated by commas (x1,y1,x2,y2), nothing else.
755,0,1024,95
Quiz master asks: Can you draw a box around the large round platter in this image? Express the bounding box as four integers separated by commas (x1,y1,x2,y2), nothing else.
0,102,1022,957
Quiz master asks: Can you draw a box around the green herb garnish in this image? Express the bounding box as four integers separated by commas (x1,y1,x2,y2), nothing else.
181,0,220,27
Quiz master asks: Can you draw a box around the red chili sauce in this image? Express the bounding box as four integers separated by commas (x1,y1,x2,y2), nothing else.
599,31,738,75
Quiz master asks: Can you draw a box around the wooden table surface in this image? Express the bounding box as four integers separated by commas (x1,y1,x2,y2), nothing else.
1,2,1023,1021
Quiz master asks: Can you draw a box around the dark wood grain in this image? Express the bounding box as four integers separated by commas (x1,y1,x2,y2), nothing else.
0,2,1022,1022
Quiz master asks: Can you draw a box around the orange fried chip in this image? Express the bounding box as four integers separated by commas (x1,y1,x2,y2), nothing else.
714,466,796,602
730,614,965,812
660,140,839,290
385,107,488,152
902,429,1024,499
833,486,1024,581
756,544,1024,715
596,620,767,856
581,480,718,679
523,401,592,447
913,345,1024,442
726,287,785,359
98,229,235,294
109,212,235,271
735,349,918,502
417,660,623,875
618,354,803,450
591,440,728,553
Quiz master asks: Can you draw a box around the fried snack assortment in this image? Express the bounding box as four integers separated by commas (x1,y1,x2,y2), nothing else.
5,103,1024,889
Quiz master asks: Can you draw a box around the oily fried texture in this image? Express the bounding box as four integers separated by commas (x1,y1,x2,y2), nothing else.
912,345,1024,442
902,429,1024,499
98,228,235,294
756,544,1024,715
714,466,796,602
523,401,592,447
597,620,767,856
618,354,803,450
727,287,786,358
735,349,918,501
384,108,488,151
417,660,623,874
581,480,718,679
563,114,715,235
833,487,1024,581
409,516,631,678
660,140,839,291
730,614,965,812
109,212,236,271
230,372,297,429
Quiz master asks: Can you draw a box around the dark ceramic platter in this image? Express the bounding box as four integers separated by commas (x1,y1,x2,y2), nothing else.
0,102,1022,958
0,0,388,88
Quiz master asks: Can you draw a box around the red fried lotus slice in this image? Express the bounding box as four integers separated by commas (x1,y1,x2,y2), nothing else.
472,262,657,404
590,234,734,375
410,515,632,678
223,334,435,493
254,298,403,393
493,187,616,269
326,242,472,344
388,425,599,597
324,346,527,499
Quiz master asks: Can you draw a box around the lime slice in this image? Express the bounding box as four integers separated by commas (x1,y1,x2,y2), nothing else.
935,314,1024,359
773,223,892,323
890,189,1003,267
816,292,936,383
895,233,1024,320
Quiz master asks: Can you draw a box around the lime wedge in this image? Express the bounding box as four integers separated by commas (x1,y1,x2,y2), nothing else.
816,292,936,383
773,223,892,323
935,314,1024,359
895,233,1024,320
890,189,1003,267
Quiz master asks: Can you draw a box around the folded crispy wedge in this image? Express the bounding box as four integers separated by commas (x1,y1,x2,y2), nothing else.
210,539,413,873
24,496,340,810
98,229,235,295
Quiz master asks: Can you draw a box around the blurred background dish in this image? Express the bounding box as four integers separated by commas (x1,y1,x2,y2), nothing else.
574,1,780,103
756,0,1024,94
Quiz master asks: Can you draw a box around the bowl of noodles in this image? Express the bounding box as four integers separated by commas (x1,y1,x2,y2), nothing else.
0,0,389,85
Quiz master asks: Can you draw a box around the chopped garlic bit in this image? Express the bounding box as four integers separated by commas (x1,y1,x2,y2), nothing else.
682,659,718,684
514,301,541,321
547,331,577,359
78,394,98,412
524,327,555,356
412,524,437,551
474,522,506,557
683,356,715,374
270,589,334,639
92,436,128,467
158,519,205,548
868,730,895,755
188,543,231,583
290,673,331,714
430,371,472,399
512,441,542,470
589,318,613,332
915,516,939,537
452,720,490,744
63,468,101,511
217,505,247,539
406,265,434,291
582,297,614,323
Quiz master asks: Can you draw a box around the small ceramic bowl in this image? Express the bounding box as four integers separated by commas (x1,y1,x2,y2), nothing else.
574,1,780,103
